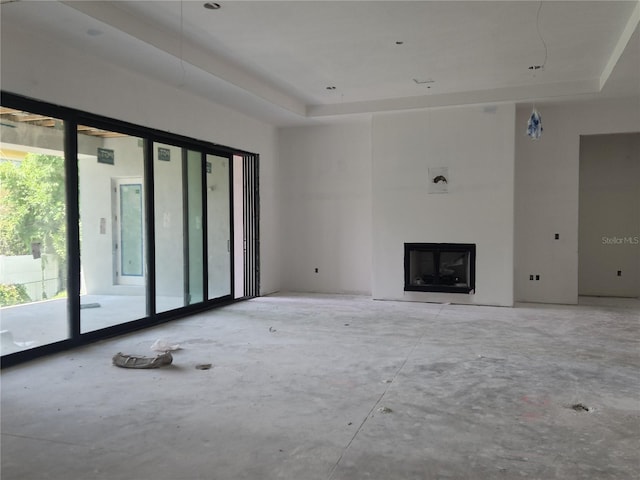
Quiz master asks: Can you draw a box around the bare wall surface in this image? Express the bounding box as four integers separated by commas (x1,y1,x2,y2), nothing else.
515,98,640,304
372,104,516,306
1,21,281,296
579,133,640,297
279,122,373,295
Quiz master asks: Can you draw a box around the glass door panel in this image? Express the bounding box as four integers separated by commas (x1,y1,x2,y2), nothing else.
78,127,146,333
0,107,68,353
116,179,144,284
186,150,204,304
233,155,245,299
206,154,231,299
153,143,184,312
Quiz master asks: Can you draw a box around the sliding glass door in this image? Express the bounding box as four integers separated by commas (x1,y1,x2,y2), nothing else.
153,143,185,313
186,149,204,305
155,147,234,308
206,154,231,300
1,92,260,366
78,127,147,333
0,108,68,352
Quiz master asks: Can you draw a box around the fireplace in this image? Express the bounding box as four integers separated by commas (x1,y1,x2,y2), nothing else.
404,243,476,294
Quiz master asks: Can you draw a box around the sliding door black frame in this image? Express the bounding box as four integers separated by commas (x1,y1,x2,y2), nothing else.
0,91,260,368
243,154,260,299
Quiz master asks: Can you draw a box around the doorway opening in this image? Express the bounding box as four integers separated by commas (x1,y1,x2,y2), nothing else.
578,133,639,298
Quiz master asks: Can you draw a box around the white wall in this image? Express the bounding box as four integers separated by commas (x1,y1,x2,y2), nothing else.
372,104,516,306
279,121,373,295
6,19,637,306
79,136,146,295
578,133,640,297
0,254,59,302
515,98,640,304
1,22,281,296
278,105,517,306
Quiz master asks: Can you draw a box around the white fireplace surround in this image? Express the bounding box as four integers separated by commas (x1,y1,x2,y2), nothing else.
372,105,516,306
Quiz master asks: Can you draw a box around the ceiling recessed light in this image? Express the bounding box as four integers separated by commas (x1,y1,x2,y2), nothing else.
204,2,221,10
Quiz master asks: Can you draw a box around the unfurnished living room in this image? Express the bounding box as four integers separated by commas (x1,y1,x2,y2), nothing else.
0,1,639,479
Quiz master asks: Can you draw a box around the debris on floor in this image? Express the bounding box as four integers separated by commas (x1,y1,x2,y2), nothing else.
195,363,212,370
377,406,393,414
269,327,276,333
570,403,592,413
80,302,101,309
150,339,181,352
112,351,173,369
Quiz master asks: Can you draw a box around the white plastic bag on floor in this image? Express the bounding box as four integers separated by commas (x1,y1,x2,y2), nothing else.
150,339,181,352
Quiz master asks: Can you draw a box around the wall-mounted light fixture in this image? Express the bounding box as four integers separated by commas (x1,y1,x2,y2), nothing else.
526,108,543,140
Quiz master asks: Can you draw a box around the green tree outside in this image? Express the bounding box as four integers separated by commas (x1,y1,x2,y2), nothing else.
0,153,66,304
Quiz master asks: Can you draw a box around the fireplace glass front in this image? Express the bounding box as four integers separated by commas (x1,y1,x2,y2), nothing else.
404,243,476,293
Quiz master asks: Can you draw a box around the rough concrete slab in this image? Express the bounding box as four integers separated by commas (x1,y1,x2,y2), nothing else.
1,294,639,479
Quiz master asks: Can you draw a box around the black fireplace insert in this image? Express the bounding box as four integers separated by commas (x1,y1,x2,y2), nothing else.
404,243,476,293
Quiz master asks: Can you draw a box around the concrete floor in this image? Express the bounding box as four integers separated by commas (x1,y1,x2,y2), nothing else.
0,295,189,355
1,293,639,480
0,295,185,354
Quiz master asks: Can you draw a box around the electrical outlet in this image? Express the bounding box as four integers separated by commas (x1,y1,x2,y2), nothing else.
617,270,622,277
555,233,559,240
535,275,540,281
529,275,534,281
315,268,319,273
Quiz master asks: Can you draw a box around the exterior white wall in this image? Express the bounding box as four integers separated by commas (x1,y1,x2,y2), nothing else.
514,98,640,304
0,255,59,301
1,22,281,296
278,121,373,295
578,133,639,297
79,137,145,295
372,104,516,306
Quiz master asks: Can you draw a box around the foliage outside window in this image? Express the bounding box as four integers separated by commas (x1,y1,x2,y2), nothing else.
0,154,66,306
